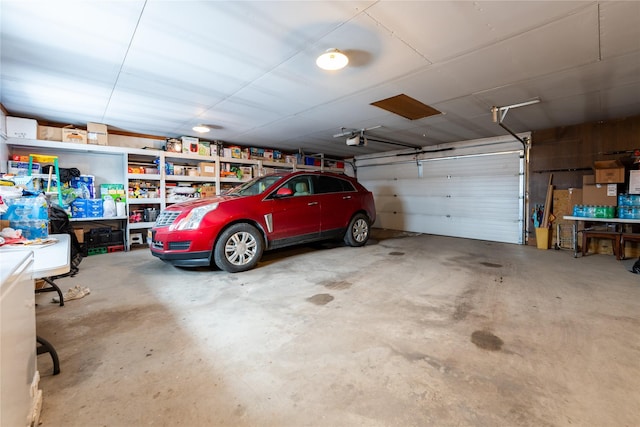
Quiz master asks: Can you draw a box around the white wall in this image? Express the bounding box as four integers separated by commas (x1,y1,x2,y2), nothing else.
0,109,7,173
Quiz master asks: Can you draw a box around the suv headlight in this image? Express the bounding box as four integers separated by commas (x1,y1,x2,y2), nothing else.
171,203,219,230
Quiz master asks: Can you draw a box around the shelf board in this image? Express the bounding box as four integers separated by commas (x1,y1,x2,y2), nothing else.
128,198,162,205
262,160,294,168
165,175,217,182
70,216,128,222
128,221,156,229
26,173,55,179
220,177,247,183
7,138,126,155
164,151,217,161
127,173,161,180
220,157,259,165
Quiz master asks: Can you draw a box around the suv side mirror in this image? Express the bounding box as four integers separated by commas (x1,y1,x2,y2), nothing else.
274,187,293,198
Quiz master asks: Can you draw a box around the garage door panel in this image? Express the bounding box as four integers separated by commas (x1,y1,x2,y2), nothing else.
376,212,520,243
422,161,518,178
358,146,524,244
377,196,521,217
367,177,519,198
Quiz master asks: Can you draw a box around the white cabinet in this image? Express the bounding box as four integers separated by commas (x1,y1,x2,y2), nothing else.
0,251,40,427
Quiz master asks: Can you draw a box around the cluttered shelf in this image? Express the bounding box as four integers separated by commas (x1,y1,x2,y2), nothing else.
3,136,345,254
70,216,128,222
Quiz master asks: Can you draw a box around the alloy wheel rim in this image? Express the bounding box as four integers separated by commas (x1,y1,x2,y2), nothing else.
225,232,257,265
353,219,368,242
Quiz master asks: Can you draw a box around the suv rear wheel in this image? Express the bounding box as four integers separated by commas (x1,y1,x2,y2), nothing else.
344,213,370,247
214,223,264,272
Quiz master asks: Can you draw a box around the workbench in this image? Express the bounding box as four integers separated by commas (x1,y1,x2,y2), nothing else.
562,216,640,258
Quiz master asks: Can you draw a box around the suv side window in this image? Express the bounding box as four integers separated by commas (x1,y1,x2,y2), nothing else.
315,176,355,194
287,176,313,196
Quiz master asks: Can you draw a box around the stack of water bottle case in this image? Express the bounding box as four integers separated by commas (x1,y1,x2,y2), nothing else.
1,193,49,239
572,194,640,219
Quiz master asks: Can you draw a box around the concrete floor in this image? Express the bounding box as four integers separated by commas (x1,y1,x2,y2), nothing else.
34,229,640,427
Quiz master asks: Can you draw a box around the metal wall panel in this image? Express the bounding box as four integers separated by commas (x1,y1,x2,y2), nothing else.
358,149,524,244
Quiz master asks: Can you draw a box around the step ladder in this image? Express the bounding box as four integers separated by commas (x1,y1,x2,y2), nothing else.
28,154,64,208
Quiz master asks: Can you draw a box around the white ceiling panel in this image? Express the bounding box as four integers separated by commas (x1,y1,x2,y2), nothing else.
382,65,474,107
472,50,640,119
440,7,600,96
1,1,639,158
1,1,142,59
111,72,226,113
365,1,593,62
599,1,640,58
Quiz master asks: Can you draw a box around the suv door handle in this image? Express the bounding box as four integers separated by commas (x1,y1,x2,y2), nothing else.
343,196,352,200
308,202,318,206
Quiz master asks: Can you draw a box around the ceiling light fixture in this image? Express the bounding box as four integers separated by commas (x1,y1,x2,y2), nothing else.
316,48,349,71
192,125,211,133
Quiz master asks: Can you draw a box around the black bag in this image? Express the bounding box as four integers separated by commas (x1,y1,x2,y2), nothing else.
49,204,83,276
632,258,640,274
42,166,80,184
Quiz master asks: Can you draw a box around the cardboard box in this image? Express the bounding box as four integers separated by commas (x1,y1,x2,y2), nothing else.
87,122,108,145
7,160,40,175
568,187,583,208
62,128,87,143
71,175,96,198
37,125,63,141
197,141,211,156
594,160,625,183
71,198,104,218
198,162,216,177
229,146,242,159
165,138,182,153
173,165,185,176
553,188,583,218
199,185,216,198
239,166,253,181
6,116,37,139
182,136,199,153
629,170,640,194
250,147,265,158
583,183,618,206
100,184,126,202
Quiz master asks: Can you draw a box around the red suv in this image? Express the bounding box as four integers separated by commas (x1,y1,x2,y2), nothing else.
150,171,376,272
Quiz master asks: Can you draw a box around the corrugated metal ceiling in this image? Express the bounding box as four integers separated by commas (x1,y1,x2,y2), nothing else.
1,1,639,158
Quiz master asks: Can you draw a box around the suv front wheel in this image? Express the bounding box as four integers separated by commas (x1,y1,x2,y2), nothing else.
214,223,264,272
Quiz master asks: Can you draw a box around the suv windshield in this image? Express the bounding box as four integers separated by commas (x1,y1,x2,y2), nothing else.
226,174,284,196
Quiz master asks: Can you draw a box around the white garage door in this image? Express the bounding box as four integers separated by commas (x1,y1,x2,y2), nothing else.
356,138,525,244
